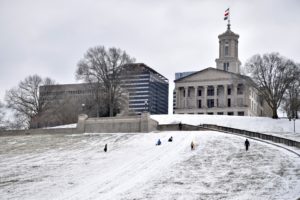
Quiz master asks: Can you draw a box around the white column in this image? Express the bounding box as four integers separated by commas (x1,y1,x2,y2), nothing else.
233,84,237,107
224,84,227,107
214,85,218,107
194,86,198,108
184,87,188,108
204,86,207,108
175,87,179,109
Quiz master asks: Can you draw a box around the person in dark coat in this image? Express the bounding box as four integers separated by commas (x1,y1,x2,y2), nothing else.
191,141,195,150
179,122,183,131
168,136,173,142
156,139,162,146
104,144,107,152
244,139,250,151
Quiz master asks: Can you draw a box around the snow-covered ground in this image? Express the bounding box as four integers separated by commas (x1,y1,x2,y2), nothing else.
0,131,299,200
2,115,300,199
151,114,300,141
47,115,300,141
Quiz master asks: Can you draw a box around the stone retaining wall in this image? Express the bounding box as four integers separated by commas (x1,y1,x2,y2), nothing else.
0,112,158,136
158,123,206,131
0,128,77,137
79,112,157,133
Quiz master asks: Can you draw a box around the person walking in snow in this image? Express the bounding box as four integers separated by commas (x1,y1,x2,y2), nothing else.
156,139,162,146
168,136,173,142
244,139,250,151
191,141,195,150
104,144,108,152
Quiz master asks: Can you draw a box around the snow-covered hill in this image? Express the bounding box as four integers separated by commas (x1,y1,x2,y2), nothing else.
151,114,300,141
152,114,300,133
6,115,299,199
49,115,300,141
0,130,299,199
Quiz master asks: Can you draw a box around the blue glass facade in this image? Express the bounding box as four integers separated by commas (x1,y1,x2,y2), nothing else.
121,63,168,114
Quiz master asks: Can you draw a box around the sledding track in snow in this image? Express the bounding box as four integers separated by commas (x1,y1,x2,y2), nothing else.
0,131,299,200
57,132,196,200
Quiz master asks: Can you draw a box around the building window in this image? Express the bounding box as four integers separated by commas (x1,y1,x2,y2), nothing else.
227,98,231,107
223,62,229,71
183,89,185,97
198,112,204,114
198,100,202,108
217,112,224,115
228,112,234,115
207,112,214,115
237,84,244,95
207,99,214,108
237,98,243,106
227,88,231,95
238,111,244,116
225,42,229,56
198,89,202,96
188,88,191,97
207,86,214,96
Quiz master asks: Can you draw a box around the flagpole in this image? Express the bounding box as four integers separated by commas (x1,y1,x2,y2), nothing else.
224,8,230,30
228,8,231,30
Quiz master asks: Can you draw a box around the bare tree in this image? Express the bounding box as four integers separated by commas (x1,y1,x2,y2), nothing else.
245,53,299,118
0,101,6,130
282,74,300,119
5,75,56,128
76,46,135,117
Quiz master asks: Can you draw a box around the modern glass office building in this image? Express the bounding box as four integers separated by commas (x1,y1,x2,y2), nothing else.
36,63,169,127
121,63,169,114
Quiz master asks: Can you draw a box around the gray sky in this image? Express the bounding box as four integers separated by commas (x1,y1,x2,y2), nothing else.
1,0,300,112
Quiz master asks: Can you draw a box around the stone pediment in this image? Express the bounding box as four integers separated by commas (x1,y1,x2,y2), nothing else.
175,67,241,83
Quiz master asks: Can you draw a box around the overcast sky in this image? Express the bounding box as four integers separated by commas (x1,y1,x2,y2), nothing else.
1,0,300,112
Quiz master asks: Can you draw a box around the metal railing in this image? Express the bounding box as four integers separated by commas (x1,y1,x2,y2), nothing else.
201,124,300,148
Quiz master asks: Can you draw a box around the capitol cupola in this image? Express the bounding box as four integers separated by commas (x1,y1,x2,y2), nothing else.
215,9,241,74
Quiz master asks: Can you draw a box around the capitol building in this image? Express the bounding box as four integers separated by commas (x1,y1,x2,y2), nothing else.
173,24,272,117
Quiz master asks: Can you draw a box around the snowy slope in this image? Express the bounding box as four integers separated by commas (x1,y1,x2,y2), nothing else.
48,115,300,140
151,114,300,141
0,131,299,200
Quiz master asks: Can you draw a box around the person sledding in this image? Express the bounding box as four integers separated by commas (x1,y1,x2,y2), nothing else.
191,141,195,150
168,136,173,142
156,139,162,146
